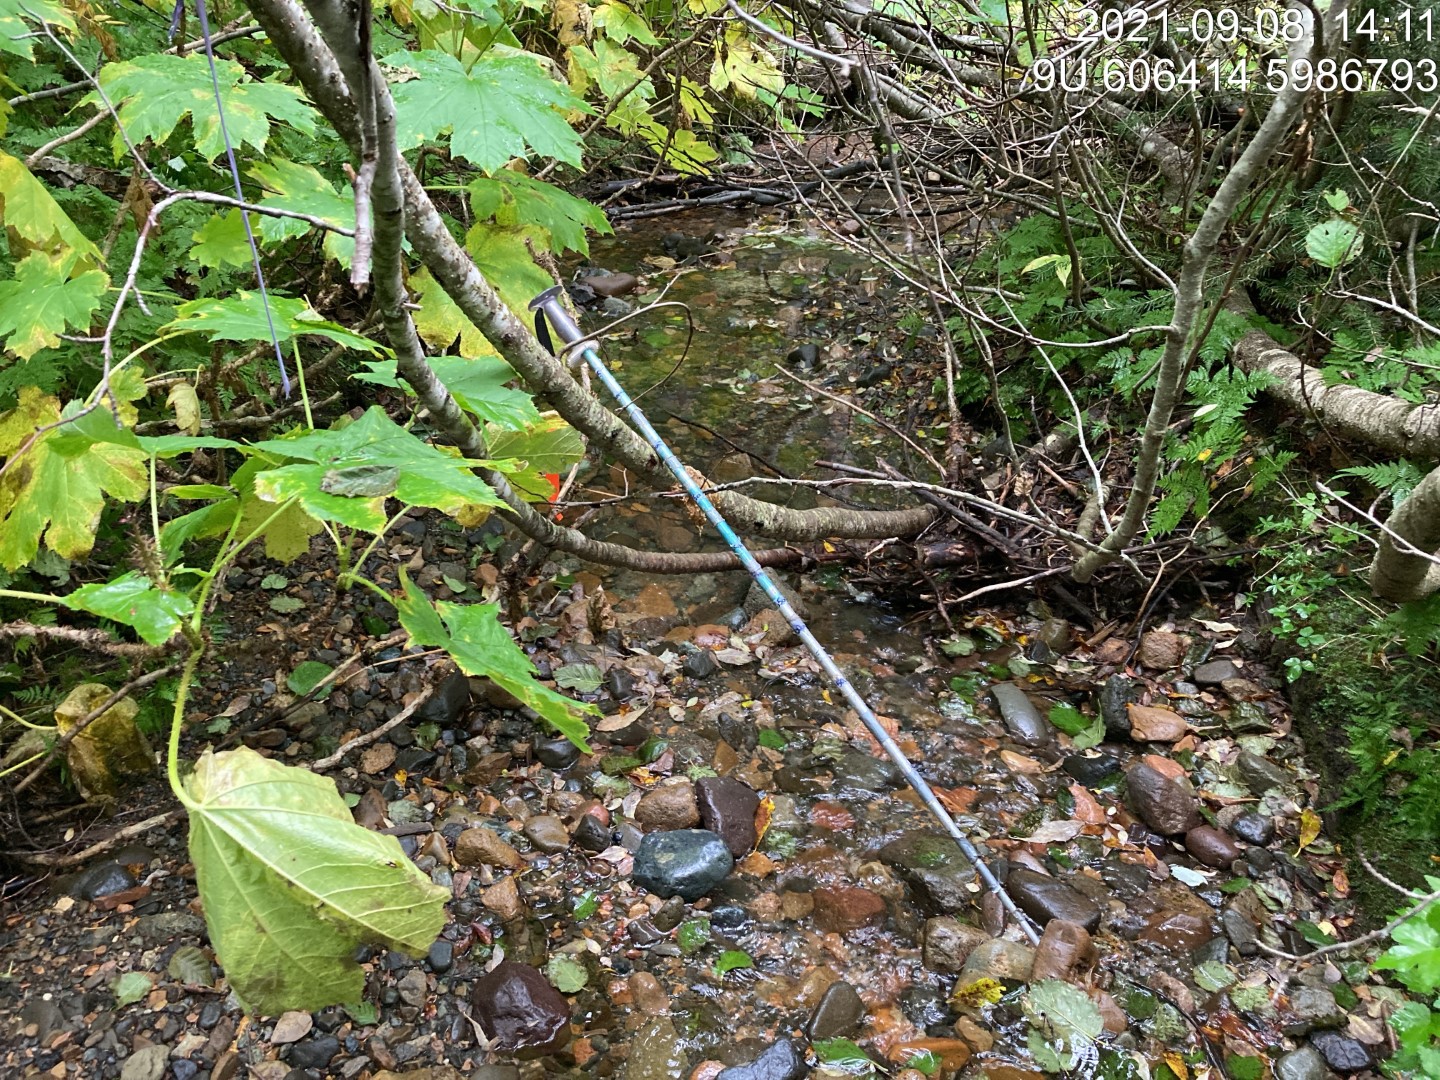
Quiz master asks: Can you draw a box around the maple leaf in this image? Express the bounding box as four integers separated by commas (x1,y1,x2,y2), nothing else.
188,209,252,269
0,151,101,265
0,388,147,569
92,53,316,160
0,253,107,359
248,159,356,266
163,292,379,351
0,0,75,60
385,50,586,172
468,171,609,255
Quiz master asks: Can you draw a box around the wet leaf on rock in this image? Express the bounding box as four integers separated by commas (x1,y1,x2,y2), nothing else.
1296,920,1337,946
573,890,599,919
344,1000,379,1025
713,948,753,977
676,917,711,954
112,971,153,1006
545,953,589,993
1229,985,1273,1013
950,977,1004,1010
1049,704,1089,735
270,595,305,613
1193,961,1235,992
183,746,448,1014
554,663,603,692
287,660,333,699
167,945,214,986
1023,979,1104,1072
758,728,788,750
811,1037,879,1075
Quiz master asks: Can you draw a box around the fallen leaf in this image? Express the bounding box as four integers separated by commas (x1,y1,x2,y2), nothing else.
1297,808,1321,852
936,786,980,814
1332,867,1350,895
1069,784,1107,825
1000,750,1045,774
1163,1051,1189,1080
1020,820,1085,844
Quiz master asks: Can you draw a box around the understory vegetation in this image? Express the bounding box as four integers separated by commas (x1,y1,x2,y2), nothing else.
0,0,1437,1059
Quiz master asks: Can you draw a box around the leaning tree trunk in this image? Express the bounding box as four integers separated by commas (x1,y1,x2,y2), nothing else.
1370,466,1440,602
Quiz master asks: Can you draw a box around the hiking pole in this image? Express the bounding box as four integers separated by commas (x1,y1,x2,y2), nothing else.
530,287,1040,943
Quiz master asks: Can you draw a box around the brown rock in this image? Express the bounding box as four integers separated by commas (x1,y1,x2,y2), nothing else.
922,916,990,972
1126,762,1201,835
812,886,887,934
1137,630,1187,669
1185,825,1243,868
628,972,670,1015
480,876,525,921
1127,704,1188,742
1090,990,1128,1034
954,1015,994,1052
587,272,639,298
635,778,700,831
360,742,397,774
523,815,570,853
781,891,815,921
1031,919,1094,981
1149,971,1196,1015
1140,907,1215,952
886,1039,970,1073
454,826,525,869
471,960,571,1053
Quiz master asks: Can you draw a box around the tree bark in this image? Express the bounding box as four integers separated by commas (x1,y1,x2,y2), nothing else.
245,0,936,545
1233,329,1440,459
1370,465,1440,602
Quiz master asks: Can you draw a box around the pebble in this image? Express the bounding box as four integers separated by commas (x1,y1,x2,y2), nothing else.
811,885,887,934
119,1045,169,1080
682,650,718,679
1231,812,1276,846
989,683,1053,747
716,1039,808,1080
586,271,640,298
1274,1046,1329,1080
1095,675,1136,736
636,778,701,831
629,972,671,1015
878,832,975,913
397,968,427,1007
1127,704,1188,742
1006,869,1101,932
922,917,991,972
454,827,525,869
695,777,760,856
1192,659,1240,684
1062,751,1121,787
523,815,571,853
470,961,571,1052
632,829,734,901
1031,918,1093,980
73,861,136,901
1285,985,1346,1034
1308,1030,1373,1072
1221,906,1260,956
807,981,865,1039
1126,762,1201,835
960,938,1035,984
717,711,758,754
830,751,900,794
287,1035,340,1070
536,739,580,769
427,939,454,974
625,1016,684,1079
1138,630,1187,669
573,813,613,853
1185,826,1243,868
1237,750,1290,794
419,672,471,726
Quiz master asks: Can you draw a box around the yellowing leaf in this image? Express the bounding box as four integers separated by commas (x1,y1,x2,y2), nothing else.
593,1,659,45
167,383,202,436
951,977,1005,1009
552,0,591,45
0,151,101,265
0,0,75,59
1163,1051,1190,1080
464,221,554,321
408,266,494,355
1298,808,1321,852
710,33,784,98
0,252,107,359
184,747,447,1013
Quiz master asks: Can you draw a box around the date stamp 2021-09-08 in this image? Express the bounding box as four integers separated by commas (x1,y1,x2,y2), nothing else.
1023,4,1438,95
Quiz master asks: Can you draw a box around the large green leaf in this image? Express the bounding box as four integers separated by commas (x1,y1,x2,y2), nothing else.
468,171,610,256
402,266,495,357
249,159,356,266
354,354,540,431
486,416,585,498
1304,219,1362,269
0,0,74,59
250,407,504,532
593,0,660,44
0,252,107,359
163,293,380,351
91,53,317,160
385,50,586,171
189,210,252,270
0,151,101,264
184,747,447,1014
463,222,554,321
0,388,147,569
396,576,595,749
66,571,194,645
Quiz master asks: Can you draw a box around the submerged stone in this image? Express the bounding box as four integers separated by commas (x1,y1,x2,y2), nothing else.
807,981,865,1039
878,832,976,913
1006,869,1101,932
470,961,571,1053
695,777,760,856
632,829,733,901
989,683,1053,747
716,1039,808,1080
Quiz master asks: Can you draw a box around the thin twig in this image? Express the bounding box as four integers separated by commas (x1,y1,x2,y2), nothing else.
310,686,435,771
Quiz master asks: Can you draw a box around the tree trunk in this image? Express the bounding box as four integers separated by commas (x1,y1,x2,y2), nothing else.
1370,465,1440,602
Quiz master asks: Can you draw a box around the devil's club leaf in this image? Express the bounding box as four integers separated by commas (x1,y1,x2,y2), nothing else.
189,210,252,269
468,172,610,255
91,53,316,160
385,49,586,171
0,151,101,263
0,0,75,59
396,575,595,749
163,293,380,351
486,416,585,498
250,407,503,532
67,571,194,645
0,388,147,569
0,253,107,359
249,159,356,266
184,747,447,1014
354,353,540,431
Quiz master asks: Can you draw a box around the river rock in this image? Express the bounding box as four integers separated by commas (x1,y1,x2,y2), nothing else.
743,576,807,619
695,777,759,856
471,961,571,1053
878,832,975,913
682,649,718,679
989,683,1053,747
923,917,991,972
1274,1046,1329,1080
1062,751,1121,787
1220,906,1259,956
536,739,580,769
1127,704,1187,742
419,672,471,726
717,711,758,754
1036,618,1072,654
587,272,639,298
119,1045,170,1080
812,885,887,934
1185,826,1242,868
635,778,700,831
1095,675,1136,736
960,938,1035,984
524,815,570,853
831,751,901,794
1230,811,1275,846
1138,630,1186,669
1192,659,1239,685
632,829,733,900
1031,918,1093,980
73,861,137,901
1237,750,1290,794
573,813,613,853
625,1016,684,1079
1227,701,1274,734
287,1035,340,1070
1284,986,1346,1034
455,827,525,869
716,1038,808,1080
807,981,865,1039
1126,762,1201,835
1006,869,1101,932
1309,1031,1373,1072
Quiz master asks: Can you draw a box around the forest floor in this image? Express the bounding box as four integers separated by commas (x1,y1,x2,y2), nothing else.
0,214,1398,1080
